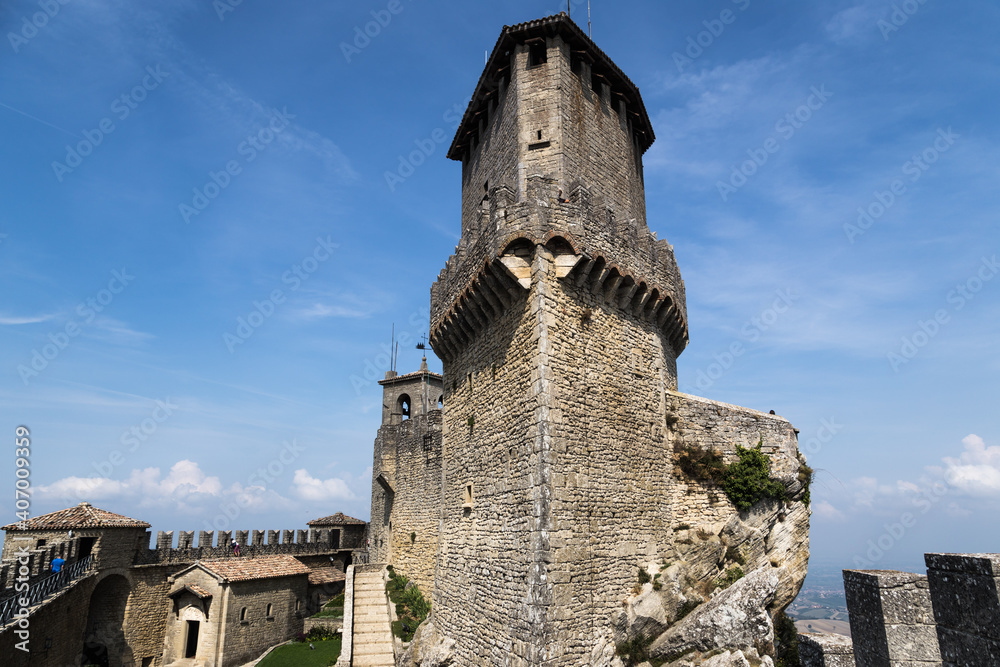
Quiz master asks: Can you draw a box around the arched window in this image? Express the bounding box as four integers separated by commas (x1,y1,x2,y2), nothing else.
398,394,411,421
266,603,273,618
437,394,444,410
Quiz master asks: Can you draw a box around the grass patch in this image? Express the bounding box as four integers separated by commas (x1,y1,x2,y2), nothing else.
257,635,341,667
798,463,814,506
386,568,430,642
312,593,344,618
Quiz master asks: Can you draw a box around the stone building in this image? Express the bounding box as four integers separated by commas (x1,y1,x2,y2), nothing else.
368,357,444,594
0,502,363,666
162,555,310,667
375,12,811,666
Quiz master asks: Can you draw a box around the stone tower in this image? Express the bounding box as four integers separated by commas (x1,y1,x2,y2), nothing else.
421,13,809,666
369,358,444,593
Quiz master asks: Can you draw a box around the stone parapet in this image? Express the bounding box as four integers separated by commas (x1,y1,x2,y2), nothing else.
798,632,855,667
135,528,345,565
925,552,1000,665
843,569,941,666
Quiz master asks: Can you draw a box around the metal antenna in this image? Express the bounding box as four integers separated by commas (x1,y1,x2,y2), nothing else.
588,0,592,38
390,324,395,372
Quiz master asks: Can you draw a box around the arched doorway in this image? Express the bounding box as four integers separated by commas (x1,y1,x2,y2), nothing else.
81,574,132,667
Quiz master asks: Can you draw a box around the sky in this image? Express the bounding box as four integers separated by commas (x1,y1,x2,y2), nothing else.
0,0,997,582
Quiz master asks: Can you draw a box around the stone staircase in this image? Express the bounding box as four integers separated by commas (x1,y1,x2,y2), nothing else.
350,570,395,667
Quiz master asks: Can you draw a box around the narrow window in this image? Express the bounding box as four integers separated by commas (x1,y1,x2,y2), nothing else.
528,41,547,68
463,483,474,507
266,603,273,618
239,607,247,622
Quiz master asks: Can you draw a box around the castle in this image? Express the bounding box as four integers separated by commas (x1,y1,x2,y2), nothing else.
0,502,364,666
367,12,811,667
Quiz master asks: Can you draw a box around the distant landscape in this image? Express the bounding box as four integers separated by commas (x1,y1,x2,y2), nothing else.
787,564,851,637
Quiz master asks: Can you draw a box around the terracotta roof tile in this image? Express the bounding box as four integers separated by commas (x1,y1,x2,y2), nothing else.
308,568,346,586
168,584,213,599
199,555,311,583
2,502,150,531
307,512,366,526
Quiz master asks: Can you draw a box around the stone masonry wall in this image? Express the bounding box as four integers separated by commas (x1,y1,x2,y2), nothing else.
843,569,941,666
220,575,308,667
431,243,808,665
925,552,1000,664
369,411,443,595
460,43,520,237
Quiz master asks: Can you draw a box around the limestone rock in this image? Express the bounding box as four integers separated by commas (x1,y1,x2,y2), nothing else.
397,616,455,667
649,567,780,659
701,650,751,667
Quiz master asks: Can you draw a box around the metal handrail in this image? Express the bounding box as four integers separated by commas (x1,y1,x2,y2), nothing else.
0,555,94,626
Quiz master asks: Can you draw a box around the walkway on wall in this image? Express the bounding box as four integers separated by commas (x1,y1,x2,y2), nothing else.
0,555,95,631
350,569,395,667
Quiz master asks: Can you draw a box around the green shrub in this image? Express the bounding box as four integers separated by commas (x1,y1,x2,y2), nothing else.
722,442,787,511
676,446,727,484
638,567,651,585
725,545,747,566
774,610,802,667
717,565,745,589
386,568,430,643
798,463,814,506
677,440,803,511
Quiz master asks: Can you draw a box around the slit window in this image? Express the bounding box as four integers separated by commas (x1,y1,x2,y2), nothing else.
239,607,248,622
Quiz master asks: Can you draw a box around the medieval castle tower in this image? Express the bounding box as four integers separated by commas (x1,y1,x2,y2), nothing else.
371,12,810,666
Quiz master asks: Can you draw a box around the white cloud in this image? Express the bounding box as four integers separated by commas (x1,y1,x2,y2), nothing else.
291,469,357,502
813,500,846,522
38,461,224,512
0,313,55,325
824,2,883,44
936,434,1000,497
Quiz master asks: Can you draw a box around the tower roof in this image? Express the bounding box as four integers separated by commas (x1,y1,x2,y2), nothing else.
2,502,150,531
306,512,367,527
448,12,655,161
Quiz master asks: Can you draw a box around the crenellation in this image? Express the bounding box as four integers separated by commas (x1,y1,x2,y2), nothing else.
157,530,173,550
198,530,213,548
177,531,193,550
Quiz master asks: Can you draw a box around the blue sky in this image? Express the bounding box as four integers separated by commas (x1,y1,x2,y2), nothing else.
1,0,997,577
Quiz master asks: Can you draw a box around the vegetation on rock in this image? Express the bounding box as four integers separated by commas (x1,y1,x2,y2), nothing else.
386,566,431,643
676,439,796,510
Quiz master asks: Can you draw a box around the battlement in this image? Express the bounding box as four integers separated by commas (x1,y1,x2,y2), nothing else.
133,526,365,566
801,552,1000,666
430,180,687,364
